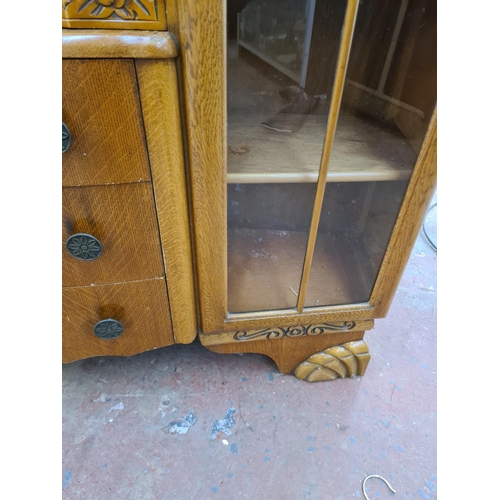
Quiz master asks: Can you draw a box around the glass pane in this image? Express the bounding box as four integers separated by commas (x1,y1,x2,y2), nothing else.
304,0,436,307
226,0,347,313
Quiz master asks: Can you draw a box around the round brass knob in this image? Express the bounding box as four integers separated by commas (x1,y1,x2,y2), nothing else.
66,233,102,261
93,319,124,340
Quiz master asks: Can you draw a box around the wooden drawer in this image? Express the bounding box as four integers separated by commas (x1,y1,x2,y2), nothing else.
63,183,164,287
63,278,174,362
62,59,151,187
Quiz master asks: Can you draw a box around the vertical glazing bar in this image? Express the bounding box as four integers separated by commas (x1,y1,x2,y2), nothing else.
296,0,359,313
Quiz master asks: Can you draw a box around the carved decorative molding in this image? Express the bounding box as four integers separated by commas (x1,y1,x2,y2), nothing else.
62,0,167,30
233,322,356,342
294,340,371,382
198,319,374,347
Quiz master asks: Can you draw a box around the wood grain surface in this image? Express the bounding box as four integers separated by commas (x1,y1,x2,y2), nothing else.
135,59,198,344
63,278,173,362
62,59,150,187
62,0,167,31
62,183,164,287
173,0,227,332
62,30,178,59
370,109,437,316
204,331,366,374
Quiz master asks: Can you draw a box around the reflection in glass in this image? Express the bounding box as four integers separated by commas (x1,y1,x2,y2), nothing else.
304,0,436,307
226,0,346,313
226,0,436,313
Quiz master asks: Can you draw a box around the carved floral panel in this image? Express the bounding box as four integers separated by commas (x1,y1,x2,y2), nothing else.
62,0,166,30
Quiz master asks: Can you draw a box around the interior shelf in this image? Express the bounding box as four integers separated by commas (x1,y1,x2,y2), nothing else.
237,39,302,85
227,112,417,184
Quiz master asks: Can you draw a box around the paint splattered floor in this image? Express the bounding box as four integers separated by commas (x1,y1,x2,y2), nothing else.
62,201,437,500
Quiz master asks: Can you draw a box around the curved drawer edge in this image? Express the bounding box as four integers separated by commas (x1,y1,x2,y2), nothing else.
62,29,179,59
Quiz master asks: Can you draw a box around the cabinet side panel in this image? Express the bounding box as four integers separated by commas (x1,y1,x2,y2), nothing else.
370,110,437,316
135,59,198,343
174,0,227,332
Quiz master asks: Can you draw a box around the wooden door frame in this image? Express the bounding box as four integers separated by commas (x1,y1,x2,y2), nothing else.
169,0,437,335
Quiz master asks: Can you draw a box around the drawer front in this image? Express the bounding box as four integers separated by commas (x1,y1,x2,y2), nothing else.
62,59,151,187
63,279,174,362
63,183,164,287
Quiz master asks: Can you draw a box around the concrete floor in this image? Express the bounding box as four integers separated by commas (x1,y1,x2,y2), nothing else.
62,201,437,500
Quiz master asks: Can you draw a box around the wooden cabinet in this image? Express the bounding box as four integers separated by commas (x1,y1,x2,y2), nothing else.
62,0,437,382
168,0,436,381
62,27,197,361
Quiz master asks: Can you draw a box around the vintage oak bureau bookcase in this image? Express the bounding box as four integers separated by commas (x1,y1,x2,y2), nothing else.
62,0,437,382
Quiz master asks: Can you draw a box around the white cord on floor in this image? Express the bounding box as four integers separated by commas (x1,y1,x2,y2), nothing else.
422,202,437,252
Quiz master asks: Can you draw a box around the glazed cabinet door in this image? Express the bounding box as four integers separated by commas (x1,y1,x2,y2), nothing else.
173,0,436,335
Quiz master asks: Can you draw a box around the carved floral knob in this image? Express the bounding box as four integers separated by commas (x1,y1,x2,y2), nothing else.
66,233,103,261
93,319,124,340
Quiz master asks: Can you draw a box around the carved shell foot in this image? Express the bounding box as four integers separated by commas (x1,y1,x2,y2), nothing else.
294,340,370,382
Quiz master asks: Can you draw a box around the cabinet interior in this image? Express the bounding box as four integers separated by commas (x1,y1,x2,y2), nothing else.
226,0,435,314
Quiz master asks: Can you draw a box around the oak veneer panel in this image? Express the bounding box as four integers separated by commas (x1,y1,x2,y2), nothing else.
63,278,173,362
205,331,365,374
62,59,150,187
174,0,227,332
62,183,164,287
370,109,437,316
135,59,197,344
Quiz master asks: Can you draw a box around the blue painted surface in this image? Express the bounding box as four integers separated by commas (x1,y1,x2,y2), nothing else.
62,471,72,491
425,480,435,491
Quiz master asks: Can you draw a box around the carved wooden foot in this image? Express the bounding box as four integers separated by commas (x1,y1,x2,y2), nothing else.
201,330,370,375
294,340,370,382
